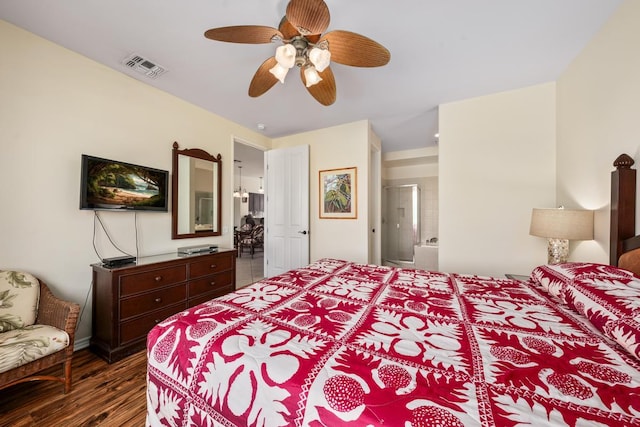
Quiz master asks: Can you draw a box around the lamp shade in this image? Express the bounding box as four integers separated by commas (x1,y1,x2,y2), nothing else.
529,208,594,240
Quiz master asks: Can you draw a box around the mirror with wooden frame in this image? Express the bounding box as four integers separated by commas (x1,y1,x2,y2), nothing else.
171,141,222,239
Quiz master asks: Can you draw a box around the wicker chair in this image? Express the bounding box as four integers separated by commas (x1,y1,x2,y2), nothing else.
239,224,264,258
0,279,80,394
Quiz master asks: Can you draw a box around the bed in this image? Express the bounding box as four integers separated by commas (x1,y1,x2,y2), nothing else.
146,155,640,426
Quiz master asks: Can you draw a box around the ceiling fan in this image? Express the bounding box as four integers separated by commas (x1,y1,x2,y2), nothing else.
204,0,390,106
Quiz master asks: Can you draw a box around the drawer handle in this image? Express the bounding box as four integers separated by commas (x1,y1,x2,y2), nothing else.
209,281,216,286
155,276,162,282
154,297,162,303
210,264,217,269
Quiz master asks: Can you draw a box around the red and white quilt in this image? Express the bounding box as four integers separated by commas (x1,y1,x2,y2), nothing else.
146,259,640,426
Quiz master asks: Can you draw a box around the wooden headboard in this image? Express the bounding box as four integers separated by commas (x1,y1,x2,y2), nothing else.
610,153,638,266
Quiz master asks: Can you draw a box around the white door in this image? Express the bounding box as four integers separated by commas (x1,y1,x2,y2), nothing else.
264,145,309,277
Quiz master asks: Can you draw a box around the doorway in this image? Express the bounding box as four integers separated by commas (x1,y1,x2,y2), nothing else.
233,139,265,287
382,184,421,266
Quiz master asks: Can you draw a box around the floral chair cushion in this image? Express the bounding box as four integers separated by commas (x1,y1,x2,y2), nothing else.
0,324,69,373
0,270,40,332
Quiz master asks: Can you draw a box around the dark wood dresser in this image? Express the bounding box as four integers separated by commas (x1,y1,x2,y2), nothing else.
90,249,235,363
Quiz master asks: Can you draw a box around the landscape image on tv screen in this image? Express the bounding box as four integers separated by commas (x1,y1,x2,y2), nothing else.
81,155,168,211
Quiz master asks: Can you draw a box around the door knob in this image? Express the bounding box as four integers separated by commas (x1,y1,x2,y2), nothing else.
298,230,308,235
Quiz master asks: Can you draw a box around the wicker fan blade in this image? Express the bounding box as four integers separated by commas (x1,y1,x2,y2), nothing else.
248,57,279,97
322,30,390,67
286,0,330,35
204,26,283,44
300,66,336,106
278,16,322,44
278,16,299,40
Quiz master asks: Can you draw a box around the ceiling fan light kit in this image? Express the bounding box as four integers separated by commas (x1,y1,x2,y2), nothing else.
304,65,322,87
204,0,390,106
308,47,330,72
273,44,296,68
269,63,290,84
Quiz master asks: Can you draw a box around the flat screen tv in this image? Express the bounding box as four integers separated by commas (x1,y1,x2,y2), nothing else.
80,154,169,211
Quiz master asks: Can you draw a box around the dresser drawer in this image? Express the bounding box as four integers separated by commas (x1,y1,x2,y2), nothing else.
120,284,187,320
119,302,187,345
189,270,234,298
120,265,187,296
190,253,233,279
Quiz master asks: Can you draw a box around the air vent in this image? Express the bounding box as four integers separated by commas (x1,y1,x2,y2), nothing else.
121,54,167,79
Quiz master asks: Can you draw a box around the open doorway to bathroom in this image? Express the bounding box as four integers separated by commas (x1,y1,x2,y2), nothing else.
382,185,421,267
381,147,439,271
233,140,265,288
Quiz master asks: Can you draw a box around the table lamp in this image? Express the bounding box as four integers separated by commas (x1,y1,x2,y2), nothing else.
529,207,594,264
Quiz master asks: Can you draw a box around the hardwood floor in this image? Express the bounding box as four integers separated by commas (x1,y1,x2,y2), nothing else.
0,349,147,427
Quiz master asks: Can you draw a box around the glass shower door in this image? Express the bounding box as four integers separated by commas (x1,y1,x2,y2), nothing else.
383,185,420,263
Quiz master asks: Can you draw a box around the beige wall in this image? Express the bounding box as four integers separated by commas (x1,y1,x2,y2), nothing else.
383,147,439,181
0,21,270,344
439,83,557,276
272,121,371,263
556,0,640,263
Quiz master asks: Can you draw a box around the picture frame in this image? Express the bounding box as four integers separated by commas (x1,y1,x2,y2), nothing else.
319,167,357,219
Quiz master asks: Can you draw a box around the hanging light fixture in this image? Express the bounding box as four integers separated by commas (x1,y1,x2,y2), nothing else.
303,64,322,87
269,44,296,83
204,1,391,106
269,36,331,88
234,166,243,198
238,165,248,198
308,46,330,72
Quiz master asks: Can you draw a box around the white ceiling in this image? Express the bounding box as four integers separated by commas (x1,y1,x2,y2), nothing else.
0,0,623,156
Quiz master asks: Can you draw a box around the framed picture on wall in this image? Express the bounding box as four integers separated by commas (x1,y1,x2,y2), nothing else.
319,167,357,219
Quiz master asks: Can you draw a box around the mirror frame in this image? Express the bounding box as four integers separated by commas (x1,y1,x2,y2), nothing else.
171,141,222,239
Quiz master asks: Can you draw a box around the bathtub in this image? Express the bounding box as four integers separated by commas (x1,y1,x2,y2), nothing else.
414,244,438,271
